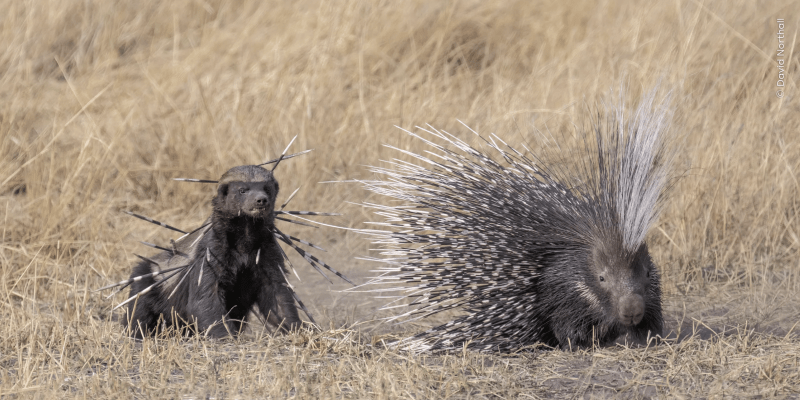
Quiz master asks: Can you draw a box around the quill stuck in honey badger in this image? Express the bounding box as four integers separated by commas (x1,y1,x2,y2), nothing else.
98,148,353,338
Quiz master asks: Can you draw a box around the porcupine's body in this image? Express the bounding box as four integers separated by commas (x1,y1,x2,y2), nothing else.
125,166,299,338
361,89,674,352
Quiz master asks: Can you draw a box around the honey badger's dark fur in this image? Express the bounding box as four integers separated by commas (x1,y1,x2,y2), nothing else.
126,165,301,338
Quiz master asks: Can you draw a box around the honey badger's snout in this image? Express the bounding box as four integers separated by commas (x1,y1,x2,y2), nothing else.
617,293,645,326
254,193,270,207
245,189,274,216
250,191,272,209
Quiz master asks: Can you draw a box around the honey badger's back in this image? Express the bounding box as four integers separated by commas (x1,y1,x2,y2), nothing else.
125,165,301,337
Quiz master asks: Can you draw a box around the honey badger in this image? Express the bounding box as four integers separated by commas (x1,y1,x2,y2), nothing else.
101,157,354,338
125,166,298,337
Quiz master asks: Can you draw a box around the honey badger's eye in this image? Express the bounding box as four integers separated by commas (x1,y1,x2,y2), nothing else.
239,187,247,194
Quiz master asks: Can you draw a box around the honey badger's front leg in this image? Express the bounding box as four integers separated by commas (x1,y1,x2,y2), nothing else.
257,264,302,333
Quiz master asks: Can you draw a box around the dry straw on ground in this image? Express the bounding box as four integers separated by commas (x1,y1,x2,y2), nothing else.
0,0,798,398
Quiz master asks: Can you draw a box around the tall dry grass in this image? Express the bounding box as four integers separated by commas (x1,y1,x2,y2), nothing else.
0,0,798,397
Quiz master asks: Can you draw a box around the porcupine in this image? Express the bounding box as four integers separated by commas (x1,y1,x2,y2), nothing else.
359,88,675,352
96,139,354,338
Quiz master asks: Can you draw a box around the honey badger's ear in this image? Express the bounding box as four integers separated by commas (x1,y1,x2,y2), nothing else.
218,183,229,197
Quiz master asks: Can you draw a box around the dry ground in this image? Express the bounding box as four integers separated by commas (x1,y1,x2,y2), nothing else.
1,0,799,398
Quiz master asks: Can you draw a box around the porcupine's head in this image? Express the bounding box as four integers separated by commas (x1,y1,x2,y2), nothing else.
562,228,663,344
551,90,671,345
549,231,662,347
588,240,655,327
212,165,280,222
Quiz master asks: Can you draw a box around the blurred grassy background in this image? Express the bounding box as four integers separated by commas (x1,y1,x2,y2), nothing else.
0,0,798,397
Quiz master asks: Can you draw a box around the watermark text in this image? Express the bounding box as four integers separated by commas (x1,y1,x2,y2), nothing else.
777,18,785,98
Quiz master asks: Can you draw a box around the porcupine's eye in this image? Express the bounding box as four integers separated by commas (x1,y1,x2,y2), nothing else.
599,276,605,282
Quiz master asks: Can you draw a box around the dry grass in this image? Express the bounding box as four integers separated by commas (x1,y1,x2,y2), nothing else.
0,0,798,397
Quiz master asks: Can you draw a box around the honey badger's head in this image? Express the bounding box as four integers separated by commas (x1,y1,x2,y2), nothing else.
213,165,279,221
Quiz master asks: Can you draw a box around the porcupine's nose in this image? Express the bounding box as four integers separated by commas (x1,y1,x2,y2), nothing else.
618,294,645,326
